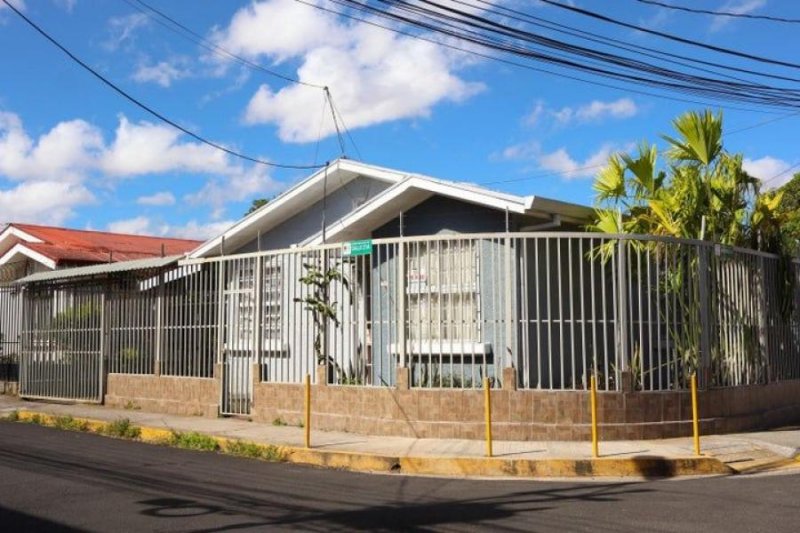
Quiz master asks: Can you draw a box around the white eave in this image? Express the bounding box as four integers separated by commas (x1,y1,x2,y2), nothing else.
0,243,56,270
187,159,409,258
187,158,595,257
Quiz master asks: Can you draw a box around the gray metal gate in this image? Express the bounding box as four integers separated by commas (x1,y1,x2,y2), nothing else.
220,258,255,415
19,285,104,402
1,286,22,389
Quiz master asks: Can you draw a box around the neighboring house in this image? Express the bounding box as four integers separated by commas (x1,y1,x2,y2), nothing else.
0,223,201,283
188,159,596,388
0,224,201,380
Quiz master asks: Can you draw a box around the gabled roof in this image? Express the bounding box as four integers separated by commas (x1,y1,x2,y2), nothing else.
0,223,201,270
188,158,595,258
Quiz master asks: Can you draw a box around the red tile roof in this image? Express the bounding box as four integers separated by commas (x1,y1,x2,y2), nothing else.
8,223,201,265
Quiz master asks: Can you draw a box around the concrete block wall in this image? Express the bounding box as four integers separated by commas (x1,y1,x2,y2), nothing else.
251,376,800,441
105,374,219,418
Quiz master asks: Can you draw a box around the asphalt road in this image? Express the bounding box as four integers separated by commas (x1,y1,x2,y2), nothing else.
0,422,798,532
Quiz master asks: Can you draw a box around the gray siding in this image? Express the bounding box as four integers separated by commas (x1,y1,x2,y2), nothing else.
236,175,391,253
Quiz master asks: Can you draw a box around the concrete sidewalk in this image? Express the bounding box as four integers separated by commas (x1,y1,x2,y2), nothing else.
1,395,797,479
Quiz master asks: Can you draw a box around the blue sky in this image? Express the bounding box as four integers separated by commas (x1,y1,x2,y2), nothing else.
1,0,798,239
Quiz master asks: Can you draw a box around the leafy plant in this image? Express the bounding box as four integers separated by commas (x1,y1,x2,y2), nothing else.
169,431,220,451
102,418,141,439
294,259,350,380
224,439,285,461
53,415,89,432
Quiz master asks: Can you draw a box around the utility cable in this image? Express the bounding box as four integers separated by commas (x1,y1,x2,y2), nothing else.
299,1,783,114
1,0,326,170
534,0,800,71
634,0,800,24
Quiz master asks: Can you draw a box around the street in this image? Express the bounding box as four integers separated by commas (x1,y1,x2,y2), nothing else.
0,421,798,532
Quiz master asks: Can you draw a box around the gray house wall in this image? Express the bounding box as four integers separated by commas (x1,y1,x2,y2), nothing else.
236,175,392,253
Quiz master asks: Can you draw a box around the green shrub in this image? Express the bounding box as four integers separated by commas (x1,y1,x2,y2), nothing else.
52,415,89,432
224,439,285,462
272,417,288,426
28,413,42,425
169,431,220,451
103,418,141,439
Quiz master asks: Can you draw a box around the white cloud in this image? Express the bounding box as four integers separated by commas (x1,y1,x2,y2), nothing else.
0,0,26,12
710,0,766,32
537,145,617,180
523,100,546,127
104,13,149,50
0,111,103,182
107,216,154,235
165,219,236,240
500,140,623,180
99,116,231,177
137,191,176,207
552,98,639,125
0,181,93,225
185,166,280,219
213,0,483,142
54,0,76,12
132,59,191,88
743,156,793,188
0,110,282,223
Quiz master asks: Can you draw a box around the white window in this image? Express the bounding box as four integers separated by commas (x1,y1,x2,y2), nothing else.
226,260,282,350
407,240,479,342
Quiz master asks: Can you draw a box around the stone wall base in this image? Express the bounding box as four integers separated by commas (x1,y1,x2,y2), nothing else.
105,374,219,418
251,380,800,441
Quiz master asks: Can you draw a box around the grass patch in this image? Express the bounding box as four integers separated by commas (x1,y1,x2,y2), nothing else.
169,431,220,451
102,418,141,439
3,410,19,422
28,413,43,425
224,439,285,462
52,415,90,432
272,417,288,427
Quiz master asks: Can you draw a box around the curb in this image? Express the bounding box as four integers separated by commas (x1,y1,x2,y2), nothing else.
8,410,734,479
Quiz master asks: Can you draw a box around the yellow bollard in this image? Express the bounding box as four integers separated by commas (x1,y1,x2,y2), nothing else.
691,373,700,456
304,373,311,449
590,375,599,458
484,377,493,458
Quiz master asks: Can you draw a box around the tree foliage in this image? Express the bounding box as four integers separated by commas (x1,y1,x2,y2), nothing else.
590,110,785,254
245,198,269,216
777,172,800,255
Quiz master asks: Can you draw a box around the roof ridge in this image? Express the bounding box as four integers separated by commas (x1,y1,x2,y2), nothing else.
10,222,201,243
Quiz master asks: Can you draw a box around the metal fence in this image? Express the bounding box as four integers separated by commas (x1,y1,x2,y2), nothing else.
10,232,800,410
0,285,21,385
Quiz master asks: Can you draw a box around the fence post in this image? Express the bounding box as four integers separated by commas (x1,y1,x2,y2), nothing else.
98,285,108,403
504,234,515,377
154,272,164,376
757,256,771,384
484,377,493,457
590,374,599,458
691,373,700,455
397,241,407,370
616,238,630,390
304,373,312,449
697,245,712,388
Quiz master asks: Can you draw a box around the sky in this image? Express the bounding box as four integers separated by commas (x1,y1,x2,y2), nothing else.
1,0,799,239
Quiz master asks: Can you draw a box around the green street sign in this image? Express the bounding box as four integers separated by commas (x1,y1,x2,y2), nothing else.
343,239,372,256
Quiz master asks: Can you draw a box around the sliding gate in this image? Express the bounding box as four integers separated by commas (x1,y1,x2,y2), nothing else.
19,285,104,402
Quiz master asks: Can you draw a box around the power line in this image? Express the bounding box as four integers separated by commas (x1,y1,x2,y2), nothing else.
634,0,800,24
298,1,785,115
328,1,800,110
1,0,326,170
534,0,800,70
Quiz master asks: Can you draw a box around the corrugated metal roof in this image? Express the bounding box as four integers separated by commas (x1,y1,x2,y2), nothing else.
15,255,182,285
7,223,201,265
